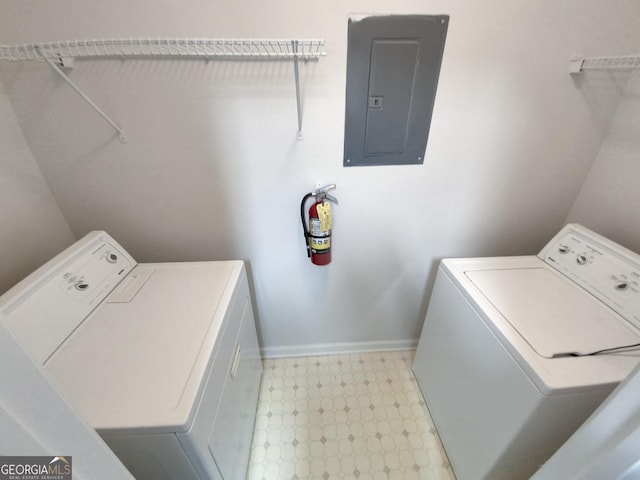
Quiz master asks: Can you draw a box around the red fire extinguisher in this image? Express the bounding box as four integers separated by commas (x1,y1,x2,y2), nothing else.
301,184,338,266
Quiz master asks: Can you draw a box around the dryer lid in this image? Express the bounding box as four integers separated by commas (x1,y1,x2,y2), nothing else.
45,261,243,433
466,267,640,358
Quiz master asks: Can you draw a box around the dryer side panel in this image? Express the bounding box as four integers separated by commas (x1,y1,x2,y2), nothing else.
102,433,206,480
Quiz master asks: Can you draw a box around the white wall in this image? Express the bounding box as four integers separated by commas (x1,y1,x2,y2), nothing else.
0,83,74,294
567,72,640,253
1,0,640,354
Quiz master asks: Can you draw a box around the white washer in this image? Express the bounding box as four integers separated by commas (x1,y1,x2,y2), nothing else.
0,231,263,480
413,224,640,480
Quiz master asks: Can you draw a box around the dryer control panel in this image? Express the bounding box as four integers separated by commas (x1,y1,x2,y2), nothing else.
0,231,136,364
539,224,640,332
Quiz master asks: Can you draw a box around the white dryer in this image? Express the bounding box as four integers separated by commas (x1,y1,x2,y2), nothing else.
0,231,263,480
413,224,640,480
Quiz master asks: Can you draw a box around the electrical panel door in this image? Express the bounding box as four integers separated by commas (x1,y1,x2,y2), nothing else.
344,15,449,166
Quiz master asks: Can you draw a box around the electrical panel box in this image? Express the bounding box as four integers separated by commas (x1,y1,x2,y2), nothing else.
343,15,449,167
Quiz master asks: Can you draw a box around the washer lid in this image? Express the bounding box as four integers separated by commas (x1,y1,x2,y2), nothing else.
466,267,640,358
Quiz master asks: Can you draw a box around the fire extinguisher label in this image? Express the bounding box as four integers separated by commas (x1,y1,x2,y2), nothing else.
311,236,331,252
310,218,331,252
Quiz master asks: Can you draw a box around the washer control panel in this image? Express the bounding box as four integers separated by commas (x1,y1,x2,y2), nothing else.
540,224,640,331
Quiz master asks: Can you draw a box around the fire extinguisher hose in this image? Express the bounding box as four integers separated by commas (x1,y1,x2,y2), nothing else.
300,192,314,258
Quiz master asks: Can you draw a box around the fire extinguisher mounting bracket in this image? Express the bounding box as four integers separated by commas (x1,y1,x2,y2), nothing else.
314,184,338,204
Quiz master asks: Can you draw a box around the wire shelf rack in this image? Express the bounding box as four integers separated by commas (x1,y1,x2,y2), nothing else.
0,37,327,142
569,54,640,74
0,38,326,61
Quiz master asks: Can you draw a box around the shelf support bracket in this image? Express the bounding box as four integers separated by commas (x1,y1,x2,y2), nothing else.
34,46,127,143
292,40,303,140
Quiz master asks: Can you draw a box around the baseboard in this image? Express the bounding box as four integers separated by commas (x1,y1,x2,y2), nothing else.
260,339,417,359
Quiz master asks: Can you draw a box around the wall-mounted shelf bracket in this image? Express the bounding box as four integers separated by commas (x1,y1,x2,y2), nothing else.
34,46,127,143
569,54,640,74
291,40,304,139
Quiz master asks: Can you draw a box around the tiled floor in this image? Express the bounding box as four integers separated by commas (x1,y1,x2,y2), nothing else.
247,350,455,480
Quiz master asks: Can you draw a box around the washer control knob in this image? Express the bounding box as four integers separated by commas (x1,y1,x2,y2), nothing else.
615,281,629,291
558,245,570,254
576,254,588,265
75,281,89,291
106,252,118,264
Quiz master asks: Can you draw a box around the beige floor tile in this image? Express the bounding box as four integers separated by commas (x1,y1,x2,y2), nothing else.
247,351,455,480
